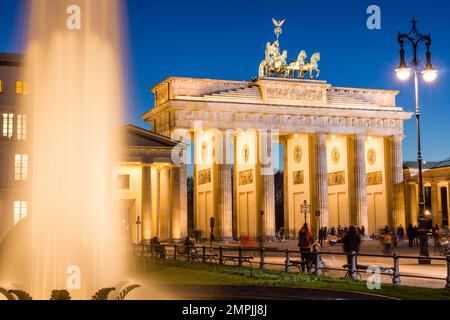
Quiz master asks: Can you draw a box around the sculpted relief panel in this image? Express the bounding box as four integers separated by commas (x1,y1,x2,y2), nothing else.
239,170,254,186
171,110,404,135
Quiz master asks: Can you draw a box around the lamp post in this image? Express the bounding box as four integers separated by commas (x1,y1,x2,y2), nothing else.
301,200,311,225
395,18,437,264
136,216,141,244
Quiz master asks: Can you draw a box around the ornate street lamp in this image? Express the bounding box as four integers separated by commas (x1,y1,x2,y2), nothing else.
396,18,437,264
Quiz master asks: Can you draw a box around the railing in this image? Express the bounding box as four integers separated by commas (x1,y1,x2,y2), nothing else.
133,243,450,289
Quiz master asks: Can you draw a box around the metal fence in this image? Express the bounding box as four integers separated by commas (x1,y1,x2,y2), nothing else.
134,243,450,289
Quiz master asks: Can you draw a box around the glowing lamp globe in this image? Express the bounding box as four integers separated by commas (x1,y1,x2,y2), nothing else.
395,67,412,81
422,67,438,82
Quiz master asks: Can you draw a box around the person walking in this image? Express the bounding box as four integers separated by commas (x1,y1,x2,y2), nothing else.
433,225,440,247
298,223,314,272
397,225,405,244
407,224,414,247
342,225,361,266
382,226,392,254
413,225,419,246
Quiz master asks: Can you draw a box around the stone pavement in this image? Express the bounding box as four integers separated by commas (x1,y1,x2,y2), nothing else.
202,239,449,289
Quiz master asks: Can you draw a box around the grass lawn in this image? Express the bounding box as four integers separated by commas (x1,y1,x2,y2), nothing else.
133,257,450,300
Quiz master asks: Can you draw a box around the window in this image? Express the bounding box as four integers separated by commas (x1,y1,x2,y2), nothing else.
14,201,28,225
0,80,3,94
15,154,29,181
16,81,28,95
2,113,14,139
117,175,130,189
17,114,27,140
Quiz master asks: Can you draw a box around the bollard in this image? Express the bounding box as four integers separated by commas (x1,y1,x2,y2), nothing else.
350,251,358,280
285,249,290,272
446,256,450,289
314,248,322,276
174,244,177,261
393,254,401,285
202,245,206,263
260,247,266,270
238,247,243,267
219,246,223,265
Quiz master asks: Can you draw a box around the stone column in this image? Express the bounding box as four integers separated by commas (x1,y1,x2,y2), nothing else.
170,165,181,241
259,130,276,239
353,135,368,230
152,166,161,238
409,183,418,226
281,136,290,239
217,132,233,241
315,133,329,228
431,183,439,227
141,165,152,240
160,165,171,241
390,136,406,228
180,163,188,238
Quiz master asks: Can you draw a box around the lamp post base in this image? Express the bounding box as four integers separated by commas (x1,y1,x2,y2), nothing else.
418,229,431,265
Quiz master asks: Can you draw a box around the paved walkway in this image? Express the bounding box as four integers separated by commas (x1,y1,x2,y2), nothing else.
185,239,449,289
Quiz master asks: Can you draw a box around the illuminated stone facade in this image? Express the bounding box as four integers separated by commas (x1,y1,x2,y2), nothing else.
143,76,413,239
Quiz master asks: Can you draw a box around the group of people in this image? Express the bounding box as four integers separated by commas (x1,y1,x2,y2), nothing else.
317,225,366,246
298,223,363,270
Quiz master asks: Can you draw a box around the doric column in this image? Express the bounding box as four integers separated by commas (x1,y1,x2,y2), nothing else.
170,165,181,241
152,166,161,238
141,165,152,240
259,130,276,239
390,136,406,228
180,163,188,238
160,165,171,240
217,132,233,241
431,183,439,227
315,133,329,228
281,136,290,239
353,135,368,230
408,183,418,226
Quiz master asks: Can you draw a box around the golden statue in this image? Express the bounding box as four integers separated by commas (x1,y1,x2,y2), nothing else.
258,19,320,79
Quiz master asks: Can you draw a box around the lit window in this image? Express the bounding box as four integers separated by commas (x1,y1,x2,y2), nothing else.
13,201,27,225
0,80,3,94
117,175,130,189
2,113,14,139
15,154,29,181
16,81,22,94
16,81,28,95
17,114,27,140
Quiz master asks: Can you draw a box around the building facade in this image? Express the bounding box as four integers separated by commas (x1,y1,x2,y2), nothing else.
0,53,30,242
143,76,413,239
0,53,188,243
404,160,450,229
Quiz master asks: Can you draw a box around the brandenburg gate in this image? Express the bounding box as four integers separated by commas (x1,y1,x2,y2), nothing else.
142,20,413,240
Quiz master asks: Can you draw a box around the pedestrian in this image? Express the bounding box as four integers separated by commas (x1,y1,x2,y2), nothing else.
338,225,344,239
382,226,392,254
413,225,419,246
361,225,366,238
298,223,314,272
397,225,405,243
318,227,324,247
407,223,414,247
433,225,440,247
342,225,361,266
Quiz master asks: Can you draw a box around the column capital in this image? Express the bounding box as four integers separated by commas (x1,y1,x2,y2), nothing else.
389,135,405,142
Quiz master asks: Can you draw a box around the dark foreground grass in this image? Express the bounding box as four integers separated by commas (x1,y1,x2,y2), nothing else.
133,257,450,300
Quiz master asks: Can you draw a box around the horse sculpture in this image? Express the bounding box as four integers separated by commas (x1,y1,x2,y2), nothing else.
259,49,288,78
285,50,307,78
299,52,320,79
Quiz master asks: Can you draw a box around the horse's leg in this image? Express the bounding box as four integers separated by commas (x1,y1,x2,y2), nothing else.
316,68,320,78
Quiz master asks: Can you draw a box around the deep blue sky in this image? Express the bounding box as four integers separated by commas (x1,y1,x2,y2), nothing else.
1,0,449,161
